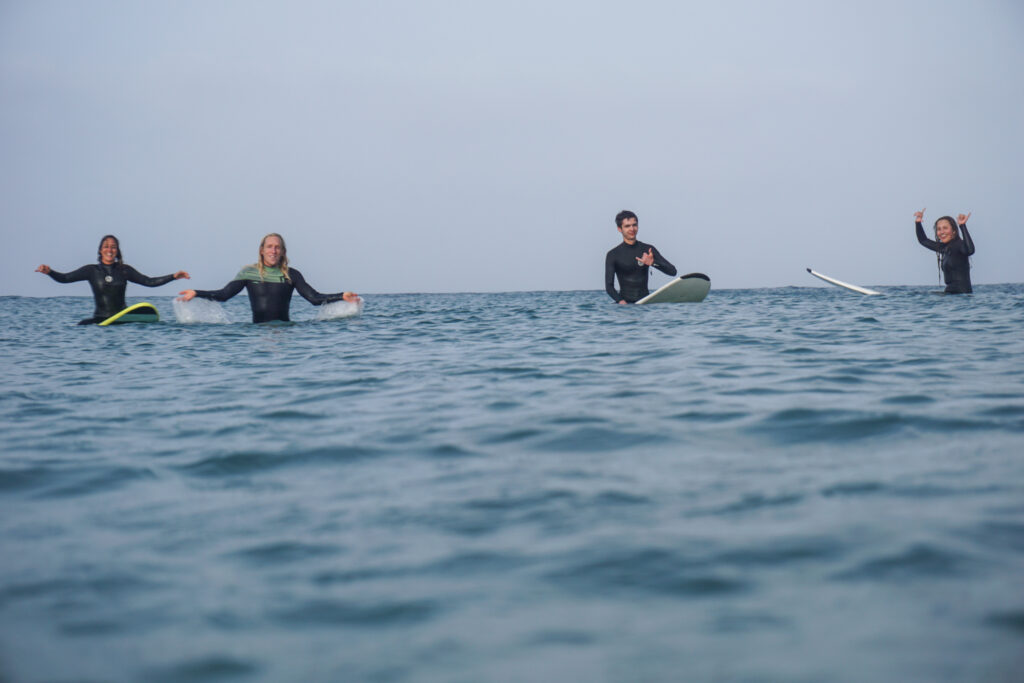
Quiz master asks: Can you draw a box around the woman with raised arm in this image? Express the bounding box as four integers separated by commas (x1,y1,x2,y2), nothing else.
178,233,358,323
914,209,976,294
36,235,190,324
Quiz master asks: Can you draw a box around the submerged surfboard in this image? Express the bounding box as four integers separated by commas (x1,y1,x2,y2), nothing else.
636,273,711,304
806,268,881,296
98,302,160,326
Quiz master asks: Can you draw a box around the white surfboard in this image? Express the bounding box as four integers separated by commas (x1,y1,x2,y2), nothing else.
636,273,711,304
806,268,881,296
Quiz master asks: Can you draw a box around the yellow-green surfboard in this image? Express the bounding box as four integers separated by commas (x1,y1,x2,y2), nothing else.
98,302,160,326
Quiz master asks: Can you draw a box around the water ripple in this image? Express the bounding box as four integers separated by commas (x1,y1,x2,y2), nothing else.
547,547,750,597
3,288,1024,682
833,543,977,581
147,656,261,682
179,445,382,477
270,598,439,628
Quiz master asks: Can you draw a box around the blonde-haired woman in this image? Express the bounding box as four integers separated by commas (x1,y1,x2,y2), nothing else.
179,234,358,322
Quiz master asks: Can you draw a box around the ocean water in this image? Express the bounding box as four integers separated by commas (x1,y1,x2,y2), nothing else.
1,286,1023,682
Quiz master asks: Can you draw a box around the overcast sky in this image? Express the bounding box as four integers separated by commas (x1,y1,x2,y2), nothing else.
2,0,1022,296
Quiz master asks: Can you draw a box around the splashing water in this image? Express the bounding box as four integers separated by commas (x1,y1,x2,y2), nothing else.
173,297,231,324
315,298,364,320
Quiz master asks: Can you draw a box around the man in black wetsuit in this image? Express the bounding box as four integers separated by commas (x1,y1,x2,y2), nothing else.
36,235,190,324
605,210,677,304
178,233,358,323
914,209,976,294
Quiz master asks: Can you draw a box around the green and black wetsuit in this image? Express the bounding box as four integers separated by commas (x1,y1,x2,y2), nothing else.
916,221,975,294
605,241,677,303
45,263,176,324
192,265,345,323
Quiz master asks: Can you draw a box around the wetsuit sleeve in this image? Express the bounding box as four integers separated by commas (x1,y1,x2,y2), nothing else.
193,280,246,302
959,222,975,256
121,265,176,287
289,269,344,305
916,222,941,252
45,265,93,284
605,251,621,302
651,247,677,277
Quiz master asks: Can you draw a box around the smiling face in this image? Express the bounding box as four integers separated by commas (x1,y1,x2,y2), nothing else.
99,237,119,265
618,217,639,244
260,235,284,267
935,219,956,244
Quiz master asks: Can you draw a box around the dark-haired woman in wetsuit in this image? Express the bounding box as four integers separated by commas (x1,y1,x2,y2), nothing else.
914,209,976,294
178,233,359,323
36,235,191,324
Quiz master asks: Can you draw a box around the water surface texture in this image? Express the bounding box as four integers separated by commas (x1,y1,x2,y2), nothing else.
2,286,1023,682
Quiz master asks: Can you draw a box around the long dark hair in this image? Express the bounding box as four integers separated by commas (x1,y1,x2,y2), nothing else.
97,235,123,265
933,216,959,240
932,217,959,281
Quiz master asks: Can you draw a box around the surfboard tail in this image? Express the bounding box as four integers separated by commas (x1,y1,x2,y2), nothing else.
807,269,881,296
636,274,711,304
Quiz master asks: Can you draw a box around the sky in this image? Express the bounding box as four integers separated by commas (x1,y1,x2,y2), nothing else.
2,0,1022,296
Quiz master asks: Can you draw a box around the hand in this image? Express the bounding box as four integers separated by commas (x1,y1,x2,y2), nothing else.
913,208,926,223
957,212,971,226
637,248,655,267
35,264,51,274
173,270,190,280
618,299,628,305
177,290,196,301
342,291,360,303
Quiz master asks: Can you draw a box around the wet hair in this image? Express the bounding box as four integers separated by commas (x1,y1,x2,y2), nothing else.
615,210,638,228
256,233,290,282
97,235,123,264
932,216,960,283
933,216,959,240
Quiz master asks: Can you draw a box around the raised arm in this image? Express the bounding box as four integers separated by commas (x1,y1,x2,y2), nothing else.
914,208,940,251
957,213,975,255
915,222,941,251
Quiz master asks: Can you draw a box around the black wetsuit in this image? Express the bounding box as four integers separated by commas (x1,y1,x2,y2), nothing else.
605,241,677,303
916,222,975,294
192,265,345,323
45,263,176,324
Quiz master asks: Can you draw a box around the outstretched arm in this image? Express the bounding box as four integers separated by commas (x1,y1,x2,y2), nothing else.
36,264,92,283
289,268,358,305
122,265,190,288
178,279,245,302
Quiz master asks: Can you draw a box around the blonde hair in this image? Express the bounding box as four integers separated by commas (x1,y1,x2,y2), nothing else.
256,233,290,281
